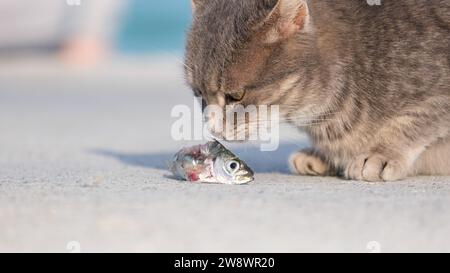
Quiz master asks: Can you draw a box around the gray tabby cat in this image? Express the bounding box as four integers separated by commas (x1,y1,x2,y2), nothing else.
185,0,450,181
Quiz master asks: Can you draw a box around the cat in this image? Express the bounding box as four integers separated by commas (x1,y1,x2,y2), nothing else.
184,0,450,181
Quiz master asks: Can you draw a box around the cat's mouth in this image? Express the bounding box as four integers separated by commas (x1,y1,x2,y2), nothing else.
206,120,255,143
203,103,276,143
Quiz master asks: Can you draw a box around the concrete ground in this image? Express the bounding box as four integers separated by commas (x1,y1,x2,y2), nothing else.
1,56,449,253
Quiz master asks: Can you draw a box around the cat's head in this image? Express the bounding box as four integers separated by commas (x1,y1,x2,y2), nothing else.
185,0,316,141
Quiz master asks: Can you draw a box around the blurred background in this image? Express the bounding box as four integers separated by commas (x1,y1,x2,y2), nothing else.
0,0,191,62
0,0,200,155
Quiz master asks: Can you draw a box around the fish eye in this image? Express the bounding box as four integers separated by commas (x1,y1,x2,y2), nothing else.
226,160,240,174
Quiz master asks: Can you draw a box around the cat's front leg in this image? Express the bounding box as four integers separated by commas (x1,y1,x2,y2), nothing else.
344,112,449,181
289,148,335,177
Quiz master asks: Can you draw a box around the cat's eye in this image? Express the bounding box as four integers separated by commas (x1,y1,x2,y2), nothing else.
227,89,246,102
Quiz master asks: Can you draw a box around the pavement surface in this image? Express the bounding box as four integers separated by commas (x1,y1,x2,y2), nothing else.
1,56,450,253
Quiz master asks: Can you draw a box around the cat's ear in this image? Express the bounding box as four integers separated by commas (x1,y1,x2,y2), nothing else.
261,0,310,43
191,0,204,13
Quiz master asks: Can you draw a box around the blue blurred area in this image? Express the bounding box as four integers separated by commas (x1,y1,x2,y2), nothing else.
118,0,192,54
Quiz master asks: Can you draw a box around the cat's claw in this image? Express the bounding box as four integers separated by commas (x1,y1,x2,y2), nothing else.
345,153,408,182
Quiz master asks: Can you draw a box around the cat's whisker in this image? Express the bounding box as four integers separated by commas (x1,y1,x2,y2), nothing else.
282,118,337,124
176,58,194,73
240,117,337,125
158,49,194,72
223,107,337,116
285,110,338,119
228,123,321,137
227,111,339,121
277,137,307,150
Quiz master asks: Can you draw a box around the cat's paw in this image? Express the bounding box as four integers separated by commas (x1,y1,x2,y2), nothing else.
289,150,331,176
345,153,408,182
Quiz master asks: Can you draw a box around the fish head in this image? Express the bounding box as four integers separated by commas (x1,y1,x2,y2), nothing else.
209,141,254,185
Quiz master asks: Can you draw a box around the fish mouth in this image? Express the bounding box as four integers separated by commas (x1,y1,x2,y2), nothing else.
233,174,254,185
233,166,254,184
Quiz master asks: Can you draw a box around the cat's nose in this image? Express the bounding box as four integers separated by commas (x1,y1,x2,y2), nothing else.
206,123,225,140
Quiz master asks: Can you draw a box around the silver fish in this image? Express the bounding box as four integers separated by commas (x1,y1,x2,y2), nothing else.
170,140,254,185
